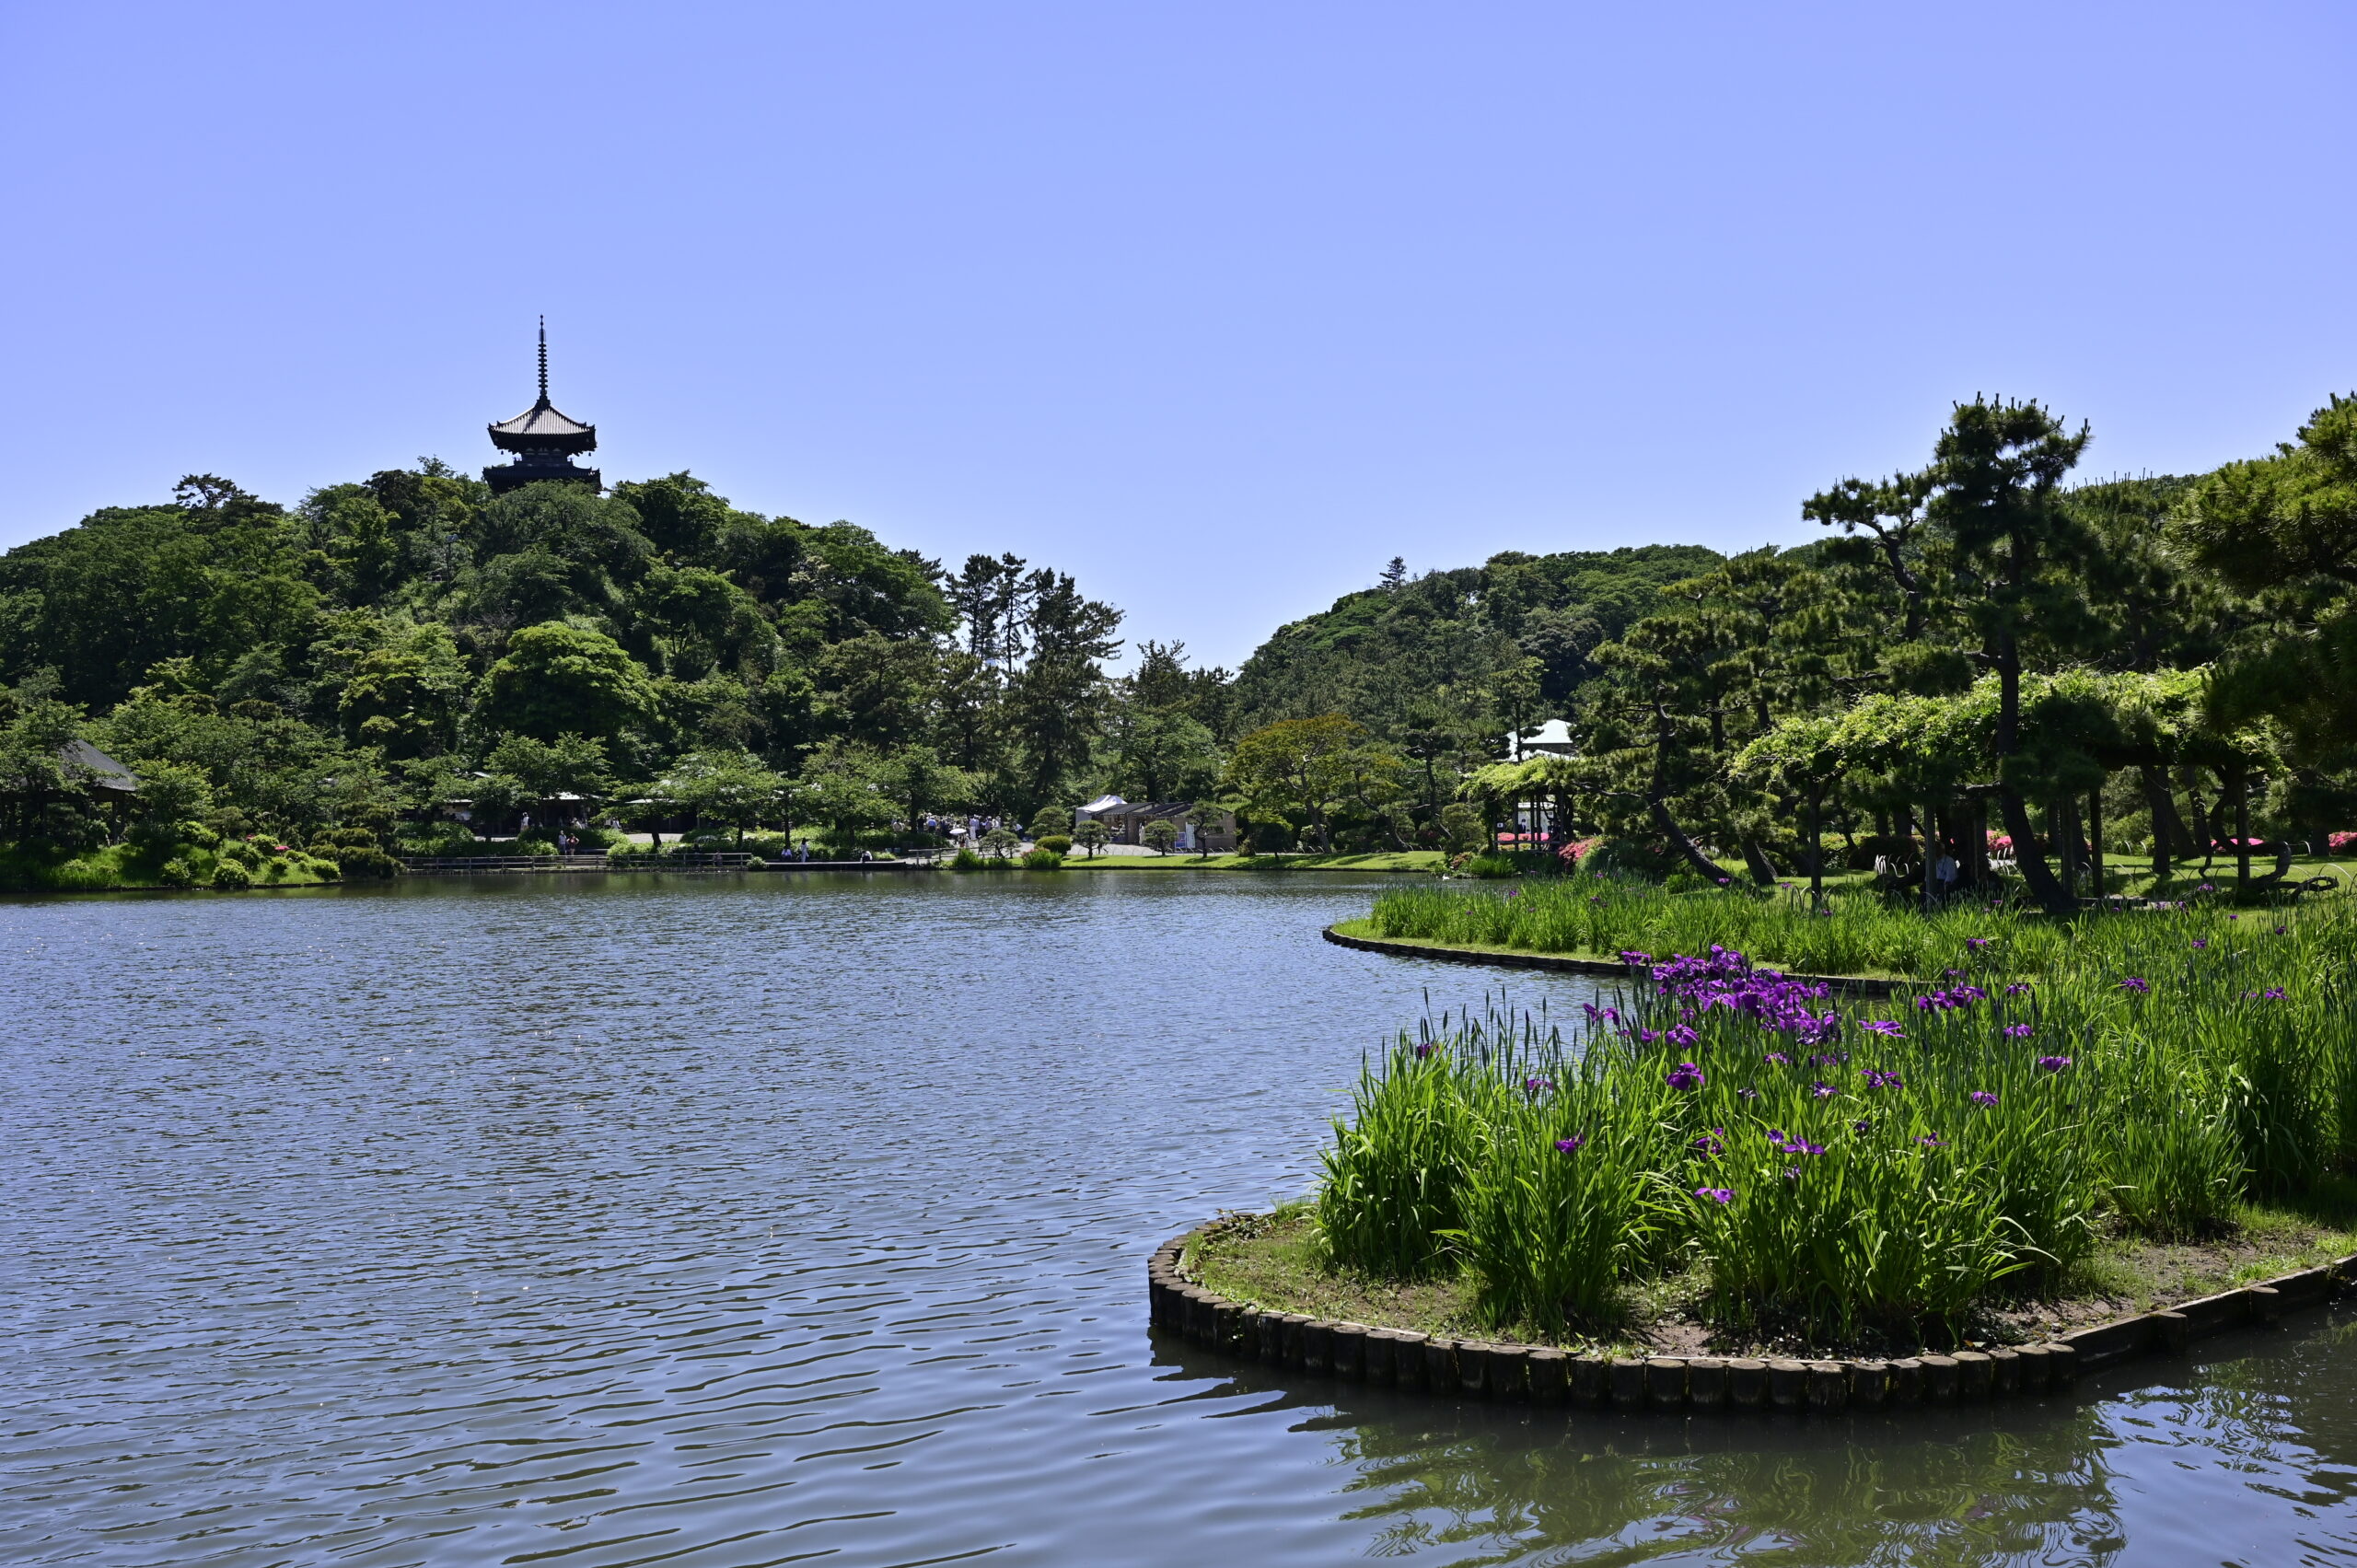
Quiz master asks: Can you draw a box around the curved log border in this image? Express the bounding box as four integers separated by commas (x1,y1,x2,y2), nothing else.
1323,923,1904,998
1147,1214,2357,1413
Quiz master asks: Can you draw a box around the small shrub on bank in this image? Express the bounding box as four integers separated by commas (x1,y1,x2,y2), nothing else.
210,860,252,889
949,847,990,872
1035,834,1073,855
1021,847,1065,870
157,858,196,889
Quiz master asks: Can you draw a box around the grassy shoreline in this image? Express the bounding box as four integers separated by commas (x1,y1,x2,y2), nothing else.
0,841,344,894
1330,916,1915,981
1058,850,1444,873
1191,1202,2357,1362
1307,887,2357,1347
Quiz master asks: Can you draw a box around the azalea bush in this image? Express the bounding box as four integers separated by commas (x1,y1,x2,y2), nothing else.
1318,903,2357,1342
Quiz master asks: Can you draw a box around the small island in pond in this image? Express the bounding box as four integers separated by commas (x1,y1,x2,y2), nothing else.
1184,877,2357,1373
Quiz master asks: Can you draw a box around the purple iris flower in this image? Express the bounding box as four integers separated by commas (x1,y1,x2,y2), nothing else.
1862,1020,1904,1038
1666,1062,1706,1091
1736,1086,1759,1100
2036,1055,2073,1074
1970,1090,1998,1107
1811,1081,1836,1099
2004,983,2031,996
1863,1068,1903,1090
2003,1023,2034,1039
1524,1075,1554,1095
1765,1051,1790,1065
1691,1130,1724,1157
1966,937,1991,951
1695,1186,1735,1203
2120,977,2150,994
1555,1135,1586,1154
2192,938,2209,950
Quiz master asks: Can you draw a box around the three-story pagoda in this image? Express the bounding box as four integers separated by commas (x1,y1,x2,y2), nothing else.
484,319,601,494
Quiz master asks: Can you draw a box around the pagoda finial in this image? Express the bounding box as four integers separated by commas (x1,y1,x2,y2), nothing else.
537,316,549,405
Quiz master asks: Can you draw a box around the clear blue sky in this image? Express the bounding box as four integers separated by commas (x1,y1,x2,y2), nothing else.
3,3,2351,668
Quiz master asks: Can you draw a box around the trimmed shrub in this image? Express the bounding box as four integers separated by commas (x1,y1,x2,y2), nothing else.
1021,847,1065,870
157,858,197,889
210,860,252,889
1035,833,1073,855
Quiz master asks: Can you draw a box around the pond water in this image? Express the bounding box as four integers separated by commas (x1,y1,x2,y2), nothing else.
6,871,2357,1567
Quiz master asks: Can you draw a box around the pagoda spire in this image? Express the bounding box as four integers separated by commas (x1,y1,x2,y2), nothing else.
484,319,600,494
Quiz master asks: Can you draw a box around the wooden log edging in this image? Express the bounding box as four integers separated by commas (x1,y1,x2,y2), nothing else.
1146,1215,2357,1413
1321,924,1905,998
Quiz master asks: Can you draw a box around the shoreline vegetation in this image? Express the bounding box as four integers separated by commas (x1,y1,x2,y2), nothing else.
1235,880,2357,1361
0,837,348,894
1190,1202,2357,1364
1359,868,2356,979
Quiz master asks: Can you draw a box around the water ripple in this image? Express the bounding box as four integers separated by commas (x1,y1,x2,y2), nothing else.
6,874,2357,1565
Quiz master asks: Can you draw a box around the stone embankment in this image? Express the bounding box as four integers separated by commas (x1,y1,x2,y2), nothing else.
1148,1215,2354,1413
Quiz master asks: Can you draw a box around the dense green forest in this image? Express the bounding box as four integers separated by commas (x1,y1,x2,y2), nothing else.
3,390,2354,896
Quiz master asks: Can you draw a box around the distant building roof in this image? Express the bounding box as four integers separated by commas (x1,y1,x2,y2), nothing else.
488,399,598,453
61,739,137,793
1077,795,1126,816
487,323,598,457
1508,719,1577,757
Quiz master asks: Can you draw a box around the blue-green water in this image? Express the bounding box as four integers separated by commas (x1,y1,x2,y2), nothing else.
5,872,2355,1566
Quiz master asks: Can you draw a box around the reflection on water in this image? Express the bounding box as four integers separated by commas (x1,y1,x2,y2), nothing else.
4,873,2356,1566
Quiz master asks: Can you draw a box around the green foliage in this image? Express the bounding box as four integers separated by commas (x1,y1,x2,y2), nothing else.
1071,819,1111,856
1034,833,1072,854
1327,895,2357,1340
660,749,784,842
210,859,252,889
475,622,658,744
1020,846,1064,869
1224,713,1401,851
1139,819,1179,854
1231,545,1724,739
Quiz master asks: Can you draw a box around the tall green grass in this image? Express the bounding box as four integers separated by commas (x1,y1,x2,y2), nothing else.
1366,878,2084,976
1318,897,2357,1342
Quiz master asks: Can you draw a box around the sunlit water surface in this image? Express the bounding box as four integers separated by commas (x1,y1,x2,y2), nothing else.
6,872,2357,1567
